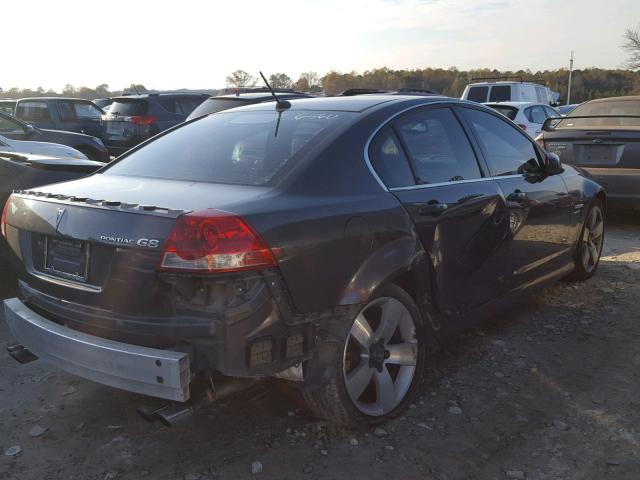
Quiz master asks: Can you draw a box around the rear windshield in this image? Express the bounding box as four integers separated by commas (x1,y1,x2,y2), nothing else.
487,105,518,120
104,110,356,185
558,100,640,128
188,98,253,118
466,86,488,102
109,99,148,116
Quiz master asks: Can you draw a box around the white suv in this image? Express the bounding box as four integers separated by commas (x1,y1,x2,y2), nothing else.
484,102,560,138
462,79,557,106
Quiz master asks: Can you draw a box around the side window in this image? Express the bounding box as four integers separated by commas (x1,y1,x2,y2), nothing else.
74,102,103,119
369,129,415,188
58,102,77,122
466,86,488,103
529,106,547,124
489,85,511,102
394,108,482,184
16,101,51,122
462,108,541,176
158,98,177,113
175,97,205,115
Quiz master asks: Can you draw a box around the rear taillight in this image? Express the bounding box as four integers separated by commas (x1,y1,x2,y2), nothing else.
158,210,277,273
534,134,546,150
129,115,158,126
517,123,527,130
1,197,10,239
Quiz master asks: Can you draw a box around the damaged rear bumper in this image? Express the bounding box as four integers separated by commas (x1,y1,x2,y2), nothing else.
3,297,191,401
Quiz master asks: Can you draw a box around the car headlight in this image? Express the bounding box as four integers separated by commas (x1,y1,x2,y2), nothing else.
92,137,105,148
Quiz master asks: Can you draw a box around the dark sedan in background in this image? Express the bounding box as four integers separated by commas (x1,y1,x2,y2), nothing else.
0,111,110,162
2,95,605,427
539,95,640,210
186,89,312,120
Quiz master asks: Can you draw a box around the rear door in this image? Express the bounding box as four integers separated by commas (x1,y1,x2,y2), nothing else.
524,105,547,138
459,106,574,290
369,106,511,317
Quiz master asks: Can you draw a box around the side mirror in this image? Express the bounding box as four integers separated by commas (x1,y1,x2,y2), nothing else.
542,117,562,131
25,124,39,136
542,152,563,175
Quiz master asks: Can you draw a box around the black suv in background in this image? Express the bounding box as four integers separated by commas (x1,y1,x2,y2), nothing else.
102,93,209,156
14,98,105,140
186,89,312,120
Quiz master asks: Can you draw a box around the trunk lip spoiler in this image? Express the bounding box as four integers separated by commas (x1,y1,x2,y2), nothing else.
543,114,640,132
10,190,187,218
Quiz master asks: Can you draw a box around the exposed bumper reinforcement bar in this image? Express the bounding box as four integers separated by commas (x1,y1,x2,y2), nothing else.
3,298,191,402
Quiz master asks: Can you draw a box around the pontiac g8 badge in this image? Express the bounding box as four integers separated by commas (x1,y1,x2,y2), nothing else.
99,236,160,248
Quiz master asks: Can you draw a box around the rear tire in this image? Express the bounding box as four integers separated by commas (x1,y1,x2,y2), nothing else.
303,284,425,427
567,199,605,281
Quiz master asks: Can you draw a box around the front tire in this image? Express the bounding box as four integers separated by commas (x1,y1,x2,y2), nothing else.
303,284,425,427
567,199,605,281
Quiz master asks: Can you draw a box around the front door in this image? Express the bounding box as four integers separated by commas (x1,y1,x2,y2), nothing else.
459,106,574,291
368,106,512,318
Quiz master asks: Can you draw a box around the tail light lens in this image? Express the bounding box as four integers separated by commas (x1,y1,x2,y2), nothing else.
158,210,277,273
1,197,10,239
517,123,527,130
534,134,546,150
129,115,158,126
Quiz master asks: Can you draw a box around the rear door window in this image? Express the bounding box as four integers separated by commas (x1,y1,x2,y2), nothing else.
16,101,51,122
467,86,489,103
369,129,415,188
462,108,541,176
529,106,547,124
394,107,482,184
104,110,356,186
109,100,148,116
489,85,511,102
58,102,77,122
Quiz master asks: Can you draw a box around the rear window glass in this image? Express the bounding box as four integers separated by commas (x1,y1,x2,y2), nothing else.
109,100,148,116
188,98,253,118
558,100,640,128
104,110,356,185
487,105,518,120
489,85,511,102
467,86,488,103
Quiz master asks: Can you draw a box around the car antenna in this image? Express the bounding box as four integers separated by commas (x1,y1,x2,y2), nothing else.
259,71,291,112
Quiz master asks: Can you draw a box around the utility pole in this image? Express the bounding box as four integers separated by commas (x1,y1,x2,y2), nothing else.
567,51,574,105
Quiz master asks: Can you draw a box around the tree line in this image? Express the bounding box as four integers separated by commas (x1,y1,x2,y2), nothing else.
2,68,640,104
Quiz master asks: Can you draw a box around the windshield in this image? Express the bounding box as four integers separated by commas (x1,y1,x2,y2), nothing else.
487,105,518,120
558,100,640,128
104,110,356,185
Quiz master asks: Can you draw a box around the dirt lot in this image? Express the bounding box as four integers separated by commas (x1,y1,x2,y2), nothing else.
1,213,639,480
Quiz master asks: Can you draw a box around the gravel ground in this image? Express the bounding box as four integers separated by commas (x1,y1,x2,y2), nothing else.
1,213,639,480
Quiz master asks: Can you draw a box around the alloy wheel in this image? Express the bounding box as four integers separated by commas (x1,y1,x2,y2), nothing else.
581,205,604,273
342,296,418,416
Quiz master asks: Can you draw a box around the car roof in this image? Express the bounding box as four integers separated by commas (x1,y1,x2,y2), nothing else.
213,92,310,101
228,94,456,113
17,97,95,102
114,92,209,100
584,96,640,104
485,102,549,108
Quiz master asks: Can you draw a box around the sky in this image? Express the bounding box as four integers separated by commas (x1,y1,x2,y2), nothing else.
3,0,639,92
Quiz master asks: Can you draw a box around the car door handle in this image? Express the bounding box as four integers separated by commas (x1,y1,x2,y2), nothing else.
418,202,448,216
507,190,527,202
